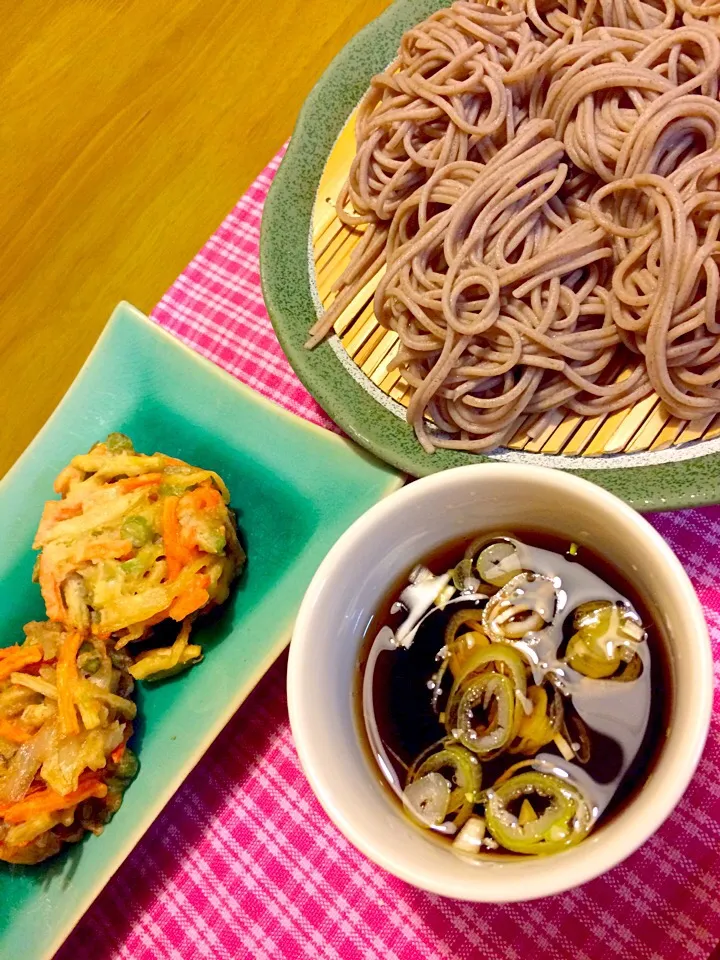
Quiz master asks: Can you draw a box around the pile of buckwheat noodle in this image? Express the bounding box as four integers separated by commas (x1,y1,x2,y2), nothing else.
306,0,720,453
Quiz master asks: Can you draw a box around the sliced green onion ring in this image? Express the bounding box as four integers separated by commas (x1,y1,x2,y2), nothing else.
442,607,492,683
444,645,528,756
476,541,522,587
445,608,487,645
509,682,562,755
484,771,593,855
449,643,528,706
483,573,557,642
463,534,514,565
566,600,646,679
403,773,450,828
452,558,481,594
406,740,482,829
453,671,516,757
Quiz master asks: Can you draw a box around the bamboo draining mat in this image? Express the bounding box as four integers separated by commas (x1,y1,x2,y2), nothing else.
312,114,720,457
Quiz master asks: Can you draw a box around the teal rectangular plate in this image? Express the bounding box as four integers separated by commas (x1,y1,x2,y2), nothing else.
0,302,402,959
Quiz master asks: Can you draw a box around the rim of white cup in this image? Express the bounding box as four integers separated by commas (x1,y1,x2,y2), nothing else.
288,465,712,902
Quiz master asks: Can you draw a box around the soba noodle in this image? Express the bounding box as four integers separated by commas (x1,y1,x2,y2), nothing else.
307,0,720,452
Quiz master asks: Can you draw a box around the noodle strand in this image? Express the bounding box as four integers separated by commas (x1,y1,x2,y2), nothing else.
308,0,720,452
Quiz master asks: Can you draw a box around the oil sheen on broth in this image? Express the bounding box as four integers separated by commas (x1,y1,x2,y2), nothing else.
358,532,667,859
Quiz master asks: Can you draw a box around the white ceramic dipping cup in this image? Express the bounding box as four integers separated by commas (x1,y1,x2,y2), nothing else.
288,464,711,902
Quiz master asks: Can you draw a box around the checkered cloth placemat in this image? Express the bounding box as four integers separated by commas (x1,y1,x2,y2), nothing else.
56,149,720,960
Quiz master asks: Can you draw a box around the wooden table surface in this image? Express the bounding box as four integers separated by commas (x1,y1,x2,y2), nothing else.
0,0,389,477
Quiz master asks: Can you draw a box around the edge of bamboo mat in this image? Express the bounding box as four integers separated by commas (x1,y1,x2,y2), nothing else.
312,115,719,459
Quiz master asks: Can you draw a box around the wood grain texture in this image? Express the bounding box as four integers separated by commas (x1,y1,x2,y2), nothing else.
0,0,390,476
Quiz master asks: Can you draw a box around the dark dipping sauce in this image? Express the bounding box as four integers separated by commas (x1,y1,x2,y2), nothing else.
355,531,671,858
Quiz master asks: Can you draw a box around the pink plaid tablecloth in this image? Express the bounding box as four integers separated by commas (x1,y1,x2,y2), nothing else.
56,150,720,960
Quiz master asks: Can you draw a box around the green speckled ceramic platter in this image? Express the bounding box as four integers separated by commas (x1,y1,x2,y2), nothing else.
260,0,720,512
0,303,401,960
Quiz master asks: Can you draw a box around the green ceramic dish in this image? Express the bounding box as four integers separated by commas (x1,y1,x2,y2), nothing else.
0,302,401,959
260,0,720,511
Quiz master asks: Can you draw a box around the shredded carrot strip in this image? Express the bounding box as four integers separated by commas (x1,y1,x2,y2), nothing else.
0,645,43,682
0,719,32,744
57,631,83,737
182,486,223,513
117,473,163,493
0,779,107,824
0,645,23,660
168,575,211,621
38,554,66,623
162,496,192,579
